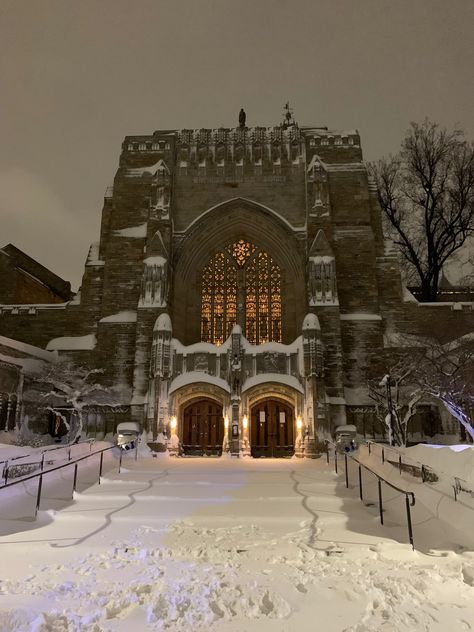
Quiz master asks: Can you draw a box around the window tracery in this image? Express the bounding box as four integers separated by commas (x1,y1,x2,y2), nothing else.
201,241,282,345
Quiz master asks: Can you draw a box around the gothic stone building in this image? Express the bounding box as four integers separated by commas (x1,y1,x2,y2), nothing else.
1,122,473,455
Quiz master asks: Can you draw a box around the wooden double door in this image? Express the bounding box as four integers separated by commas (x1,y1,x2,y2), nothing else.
250,398,294,458
182,399,224,456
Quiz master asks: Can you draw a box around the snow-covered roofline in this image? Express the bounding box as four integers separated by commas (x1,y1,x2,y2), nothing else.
0,335,55,361
241,373,304,394
169,372,231,395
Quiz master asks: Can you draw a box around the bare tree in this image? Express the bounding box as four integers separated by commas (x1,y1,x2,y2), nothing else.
370,119,474,301
38,360,119,443
368,353,424,447
417,335,474,442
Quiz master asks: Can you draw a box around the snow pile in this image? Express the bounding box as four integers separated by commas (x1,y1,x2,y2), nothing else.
100,311,137,323
404,443,474,487
46,334,97,351
113,224,147,238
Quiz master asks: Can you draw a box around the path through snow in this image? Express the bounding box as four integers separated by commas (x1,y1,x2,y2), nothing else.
1,455,474,631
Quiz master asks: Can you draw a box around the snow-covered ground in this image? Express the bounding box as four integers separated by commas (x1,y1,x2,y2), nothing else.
1,447,474,631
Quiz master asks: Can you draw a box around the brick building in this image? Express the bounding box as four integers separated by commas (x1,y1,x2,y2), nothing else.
1,118,472,454
0,244,72,305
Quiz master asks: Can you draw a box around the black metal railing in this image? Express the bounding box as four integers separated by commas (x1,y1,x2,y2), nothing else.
325,440,416,550
1,439,96,486
0,443,121,520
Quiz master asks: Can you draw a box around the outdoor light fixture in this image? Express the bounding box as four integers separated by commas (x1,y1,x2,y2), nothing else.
296,417,303,430
170,416,177,430
224,416,229,429
242,415,248,430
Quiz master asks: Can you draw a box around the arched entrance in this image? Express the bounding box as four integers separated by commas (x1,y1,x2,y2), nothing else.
182,398,224,456
250,398,294,458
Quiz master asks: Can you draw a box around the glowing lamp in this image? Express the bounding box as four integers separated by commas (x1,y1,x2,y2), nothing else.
170,416,177,430
224,416,229,430
296,417,303,431
242,415,248,430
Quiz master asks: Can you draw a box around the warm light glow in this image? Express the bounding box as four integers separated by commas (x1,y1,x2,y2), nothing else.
296,417,303,430
242,415,248,430
200,241,281,345
224,416,229,430
170,416,177,430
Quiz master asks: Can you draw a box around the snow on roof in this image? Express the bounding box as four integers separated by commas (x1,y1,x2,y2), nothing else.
242,338,302,354
403,287,418,303
0,352,47,374
154,313,172,332
0,335,55,361
113,224,147,238
100,311,137,323
302,313,320,331
46,334,97,351
340,313,382,321
144,256,167,266
126,160,168,177
335,424,357,433
242,373,304,394
172,338,232,354
169,372,231,394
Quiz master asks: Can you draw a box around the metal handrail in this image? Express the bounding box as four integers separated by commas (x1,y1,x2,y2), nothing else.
1,439,96,485
0,443,120,520
366,439,471,501
0,438,95,466
325,440,416,550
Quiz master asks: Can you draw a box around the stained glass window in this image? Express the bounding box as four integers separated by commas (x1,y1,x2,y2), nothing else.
201,241,281,345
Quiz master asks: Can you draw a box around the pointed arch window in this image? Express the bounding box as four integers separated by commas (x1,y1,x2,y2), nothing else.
200,240,282,345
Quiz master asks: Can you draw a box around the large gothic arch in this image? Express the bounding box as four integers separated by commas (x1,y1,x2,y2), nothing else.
171,199,306,344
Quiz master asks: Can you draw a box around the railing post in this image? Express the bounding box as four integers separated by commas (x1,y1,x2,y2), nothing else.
358,464,363,501
344,453,349,488
382,447,385,463
41,453,45,472
399,455,402,474
4,465,9,486
35,474,43,518
119,449,123,474
72,463,78,497
135,440,138,461
368,442,371,455
98,451,104,484
334,449,338,474
326,444,329,465
405,495,414,550
68,448,72,462
378,478,383,525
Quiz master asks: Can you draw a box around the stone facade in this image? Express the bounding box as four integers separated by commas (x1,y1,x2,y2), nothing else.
1,121,472,454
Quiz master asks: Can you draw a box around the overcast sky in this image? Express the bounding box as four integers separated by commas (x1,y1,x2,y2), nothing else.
1,0,473,290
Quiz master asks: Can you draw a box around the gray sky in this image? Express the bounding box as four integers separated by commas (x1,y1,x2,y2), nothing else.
1,0,473,290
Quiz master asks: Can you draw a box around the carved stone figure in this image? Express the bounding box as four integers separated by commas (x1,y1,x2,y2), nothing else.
239,108,246,128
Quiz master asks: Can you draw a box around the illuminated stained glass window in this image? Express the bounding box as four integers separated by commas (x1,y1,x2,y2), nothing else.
201,241,281,345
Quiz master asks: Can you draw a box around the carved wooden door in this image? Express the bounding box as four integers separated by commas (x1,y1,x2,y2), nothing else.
250,399,294,457
182,399,224,456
